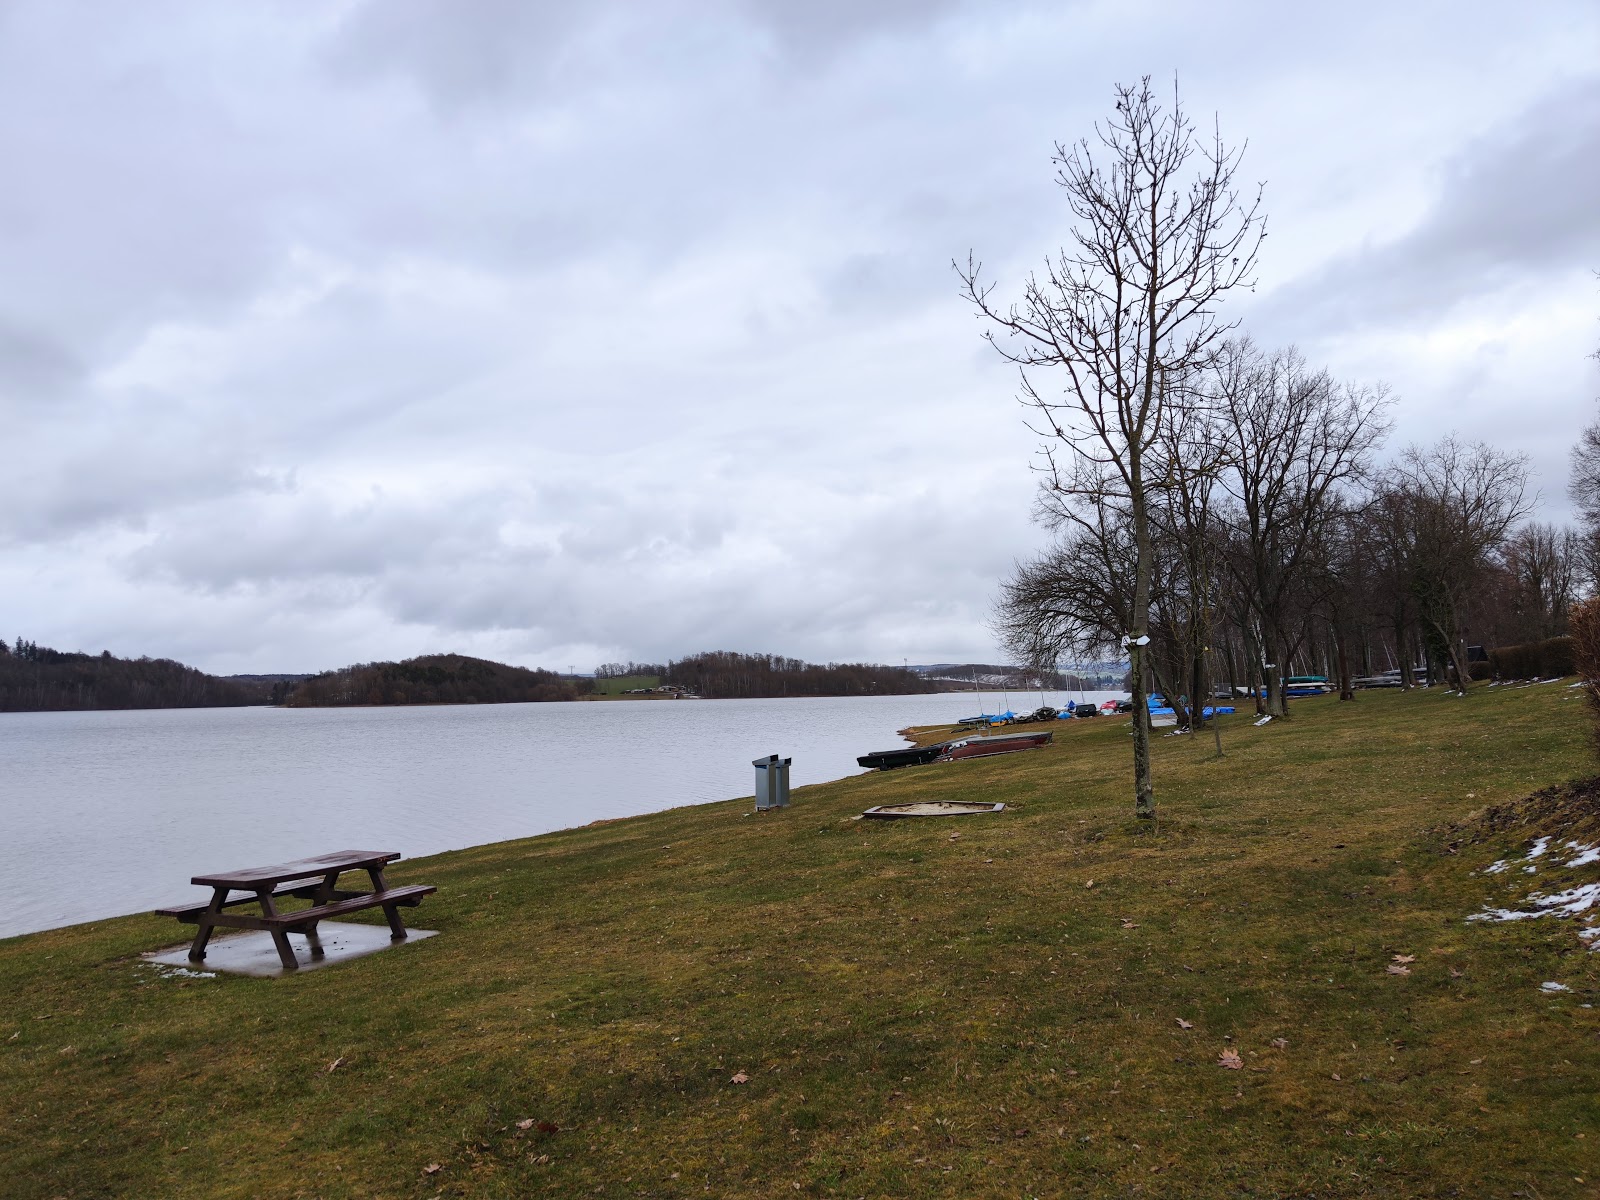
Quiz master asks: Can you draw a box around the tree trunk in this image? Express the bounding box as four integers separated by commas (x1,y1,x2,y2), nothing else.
1261,620,1287,718
1335,622,1355,701
1130,490,1155,820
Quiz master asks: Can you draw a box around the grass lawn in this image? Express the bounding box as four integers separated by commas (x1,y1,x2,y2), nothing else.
3,683,1599,1198
590,676,663,697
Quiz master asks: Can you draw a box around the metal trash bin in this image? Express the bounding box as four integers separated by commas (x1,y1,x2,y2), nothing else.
753,754,791,810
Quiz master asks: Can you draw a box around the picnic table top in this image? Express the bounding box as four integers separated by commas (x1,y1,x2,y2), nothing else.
191,850,401,889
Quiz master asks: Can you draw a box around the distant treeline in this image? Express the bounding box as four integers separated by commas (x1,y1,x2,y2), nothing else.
661,651,937,699
0,638,271,712
284,654,581,707
595,661,669,679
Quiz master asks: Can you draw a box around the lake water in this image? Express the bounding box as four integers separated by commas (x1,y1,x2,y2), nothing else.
0,690,1121,938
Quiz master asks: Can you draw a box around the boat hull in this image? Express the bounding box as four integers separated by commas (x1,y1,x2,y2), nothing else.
856,744,947,770
934,731,1052,761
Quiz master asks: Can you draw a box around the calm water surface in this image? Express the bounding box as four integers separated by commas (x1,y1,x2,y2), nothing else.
0,690,1120,937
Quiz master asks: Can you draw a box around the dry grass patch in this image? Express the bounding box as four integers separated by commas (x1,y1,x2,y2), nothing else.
2,684,1599,1198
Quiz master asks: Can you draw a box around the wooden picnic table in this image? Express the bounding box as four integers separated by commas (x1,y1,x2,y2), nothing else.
156,850,435,971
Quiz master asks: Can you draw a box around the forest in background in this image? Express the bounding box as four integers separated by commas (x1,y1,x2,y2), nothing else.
283,654,581,707
655,651,938,699
0,639,274,712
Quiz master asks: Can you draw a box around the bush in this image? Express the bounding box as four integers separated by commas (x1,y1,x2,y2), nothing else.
1486,636,1575,682
1570,600,1600,756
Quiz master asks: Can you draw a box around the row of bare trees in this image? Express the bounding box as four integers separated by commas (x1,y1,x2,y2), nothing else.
961,76,1576,819
994,350,1544,722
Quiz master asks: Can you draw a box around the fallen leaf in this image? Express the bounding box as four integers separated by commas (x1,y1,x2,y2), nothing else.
1332,1073,1342,1081
984,858,994,864
536,1121,560,1135
1449,967,1464,978
1391,954,1416,964
326,1057,346,1073
1469,1058,1483,1065
1176,1018,1194,1030
515,1118,536,1130
730,1071,750,1084
1084,879,1095,889
1270,1038,1288,1050
422,1163,442,1175
1121,919,1140,929
1385,963,1410,975
1218,1048,1243,1070
948,833,960,841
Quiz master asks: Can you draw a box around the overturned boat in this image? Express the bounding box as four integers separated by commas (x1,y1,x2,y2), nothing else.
934,729,1052,761
856,743,948,771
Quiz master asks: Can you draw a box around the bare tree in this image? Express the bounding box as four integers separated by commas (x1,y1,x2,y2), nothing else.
1212,342,1390,717
1494,522,1580,641
1566,275,1600,550
1384,437,1533,691
959,77,1264,820
994,499,1135,678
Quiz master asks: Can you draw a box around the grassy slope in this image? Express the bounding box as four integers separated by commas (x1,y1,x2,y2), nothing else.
3,684,1598,1199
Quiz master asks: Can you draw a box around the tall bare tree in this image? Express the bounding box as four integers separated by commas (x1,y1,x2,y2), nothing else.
1495,522,1579,641
1212,341,1391,717
959,77,1264,820
1383,437,1533,691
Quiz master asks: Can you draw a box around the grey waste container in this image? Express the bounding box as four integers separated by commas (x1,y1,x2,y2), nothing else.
753,754,791,810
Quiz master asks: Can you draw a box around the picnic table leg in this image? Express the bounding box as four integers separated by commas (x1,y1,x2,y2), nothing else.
367,865,409,941
256,889,300,971
188,888,227,962
300,871,340,960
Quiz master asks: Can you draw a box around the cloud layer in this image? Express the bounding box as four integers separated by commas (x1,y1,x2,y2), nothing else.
1,0,1596,672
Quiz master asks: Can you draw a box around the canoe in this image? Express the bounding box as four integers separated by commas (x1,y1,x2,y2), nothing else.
856,744,947,771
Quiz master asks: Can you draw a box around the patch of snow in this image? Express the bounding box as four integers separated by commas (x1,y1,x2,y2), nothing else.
1540,981,1571,992
155,966,217,980
1468,882,1600,924
1253,715,1273,727
1482,859,1510,875
1524,865,1538,874
1568,681,1585,688
1527,836,1552,859
1565,842,1600,868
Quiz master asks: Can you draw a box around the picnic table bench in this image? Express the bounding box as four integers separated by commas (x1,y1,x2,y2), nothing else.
155,850,435,971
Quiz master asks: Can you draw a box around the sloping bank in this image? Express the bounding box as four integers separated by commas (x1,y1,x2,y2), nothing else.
1,682,1596,1198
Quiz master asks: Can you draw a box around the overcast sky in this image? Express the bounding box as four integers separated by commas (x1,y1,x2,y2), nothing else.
1,1,1597,674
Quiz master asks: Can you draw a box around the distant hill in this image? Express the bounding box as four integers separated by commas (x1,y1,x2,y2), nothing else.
283,654,581,707
0,638,272,712
912,663,1128,691
662,651,937,699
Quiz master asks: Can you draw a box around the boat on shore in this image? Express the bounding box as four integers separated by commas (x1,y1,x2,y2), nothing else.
856,744,948,771
934,730,1052,761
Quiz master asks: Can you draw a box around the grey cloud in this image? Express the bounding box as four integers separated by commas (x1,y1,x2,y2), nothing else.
322,0,585,109
3,1,1597,674
737,0,966,62
1263,74,1600,335
0,316,79,401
